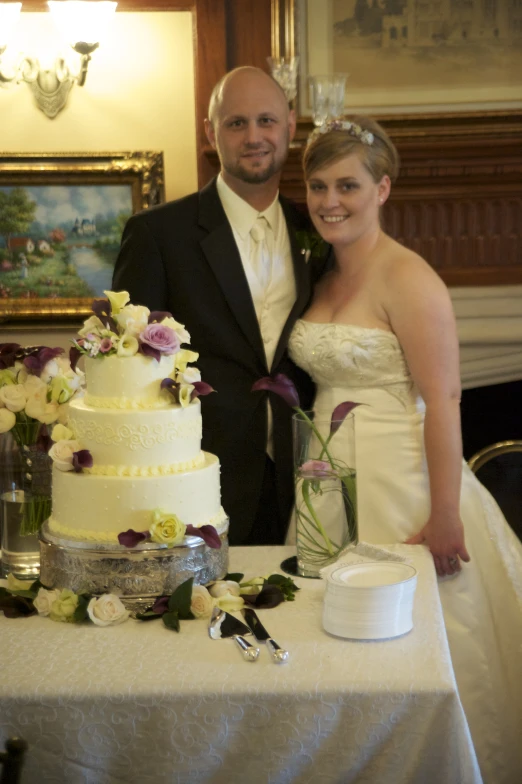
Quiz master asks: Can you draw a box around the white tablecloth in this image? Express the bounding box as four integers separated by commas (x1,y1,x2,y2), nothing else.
0,545,481,784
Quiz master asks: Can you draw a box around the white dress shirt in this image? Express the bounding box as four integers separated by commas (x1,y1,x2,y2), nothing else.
216,175,297,456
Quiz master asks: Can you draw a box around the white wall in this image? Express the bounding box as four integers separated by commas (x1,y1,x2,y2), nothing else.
1,11,197,349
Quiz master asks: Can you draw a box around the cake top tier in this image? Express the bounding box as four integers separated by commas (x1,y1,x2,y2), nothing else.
71,290,212,410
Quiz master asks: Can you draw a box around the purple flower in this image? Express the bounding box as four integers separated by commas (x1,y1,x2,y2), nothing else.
186,524,221,549
161,377,179,402
72,449,93,473
118,529,151,547
151,596,170,614
148,311,173,324
190,381,215,401
69,345,82,372
140,324,180,357
330,402,360,437
0,343,21,370
99,338,113,354
23,346,64,376
298,459,336,479
252,373,300,409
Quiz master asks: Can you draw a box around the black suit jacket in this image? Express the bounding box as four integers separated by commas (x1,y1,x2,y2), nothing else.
113,178,322,544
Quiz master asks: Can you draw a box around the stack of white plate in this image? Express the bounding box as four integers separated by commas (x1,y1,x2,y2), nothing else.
322,561,418,640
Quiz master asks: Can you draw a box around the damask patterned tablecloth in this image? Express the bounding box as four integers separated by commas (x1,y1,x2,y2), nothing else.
0,545,481,784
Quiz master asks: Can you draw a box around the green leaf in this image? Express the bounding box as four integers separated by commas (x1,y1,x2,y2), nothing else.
266,574,300,602
73,594,90,623
167,577,194,619
8,589,38,599
162,611,180,631
135,610,164,621
224,573,244,582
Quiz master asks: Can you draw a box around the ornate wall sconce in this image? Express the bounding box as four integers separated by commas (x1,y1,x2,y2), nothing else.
0,1,117,119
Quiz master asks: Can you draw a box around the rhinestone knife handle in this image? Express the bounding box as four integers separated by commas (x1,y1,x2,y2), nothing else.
266,637,289,663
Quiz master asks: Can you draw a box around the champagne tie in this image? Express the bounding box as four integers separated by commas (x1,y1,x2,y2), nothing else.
250,215,272,290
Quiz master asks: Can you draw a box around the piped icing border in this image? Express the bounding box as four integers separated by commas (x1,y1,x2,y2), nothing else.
69,416,202,448
84,393,173,410
83,452,206,476
48,507,229,543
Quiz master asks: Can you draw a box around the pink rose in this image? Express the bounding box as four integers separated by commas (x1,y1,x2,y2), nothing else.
140,324,180,355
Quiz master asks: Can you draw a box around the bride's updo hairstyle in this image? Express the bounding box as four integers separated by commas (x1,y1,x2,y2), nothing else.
303,115,399,185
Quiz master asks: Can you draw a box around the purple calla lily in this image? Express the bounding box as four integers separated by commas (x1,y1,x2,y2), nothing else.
186,524,222,549
118,529,151,547
0,343,21,369
252,373,300,409
69,345,82,372
148,311,173,324
151,595,170,614
72,449,93,473
23,346,64,376
298,459,336,479
190,381,215,401
139,342,162,363
161,378,179,401
92,298,118,333
330,402,360,437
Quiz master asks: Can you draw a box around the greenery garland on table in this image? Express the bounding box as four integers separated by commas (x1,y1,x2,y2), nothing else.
0,572,299,631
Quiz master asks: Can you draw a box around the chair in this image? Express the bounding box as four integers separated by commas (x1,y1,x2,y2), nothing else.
0,738,27,784
468,440,522,541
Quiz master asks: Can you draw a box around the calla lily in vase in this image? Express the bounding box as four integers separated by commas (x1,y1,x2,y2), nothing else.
252,374,358,577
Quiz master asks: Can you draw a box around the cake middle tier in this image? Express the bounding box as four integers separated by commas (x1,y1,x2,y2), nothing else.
68,397,203,473
49,452,227,543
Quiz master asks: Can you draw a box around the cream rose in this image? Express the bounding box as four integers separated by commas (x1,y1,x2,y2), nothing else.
0,384,27,412
190,585,214,619
25,398,60,425
104,290,130,315
181,367,201,385
34,587,62,617
49,589,79,622
149,509,186,546
114,305,150,337
0,408,16,433
214,593,245,612
208,580,241,598
87,594,129,626
49,439,82,471
51,423,74,442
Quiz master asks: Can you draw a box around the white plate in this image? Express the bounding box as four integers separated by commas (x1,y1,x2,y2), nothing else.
328,561,417,588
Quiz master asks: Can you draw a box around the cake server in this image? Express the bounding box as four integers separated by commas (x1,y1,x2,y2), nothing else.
242,608,289,663
208,607,260,662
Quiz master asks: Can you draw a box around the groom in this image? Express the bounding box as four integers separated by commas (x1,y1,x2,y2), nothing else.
113,66,323,545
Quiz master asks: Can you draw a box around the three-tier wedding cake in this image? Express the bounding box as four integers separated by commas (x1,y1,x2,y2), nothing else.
39,292,228,601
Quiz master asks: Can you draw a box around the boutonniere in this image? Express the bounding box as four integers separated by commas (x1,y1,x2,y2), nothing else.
295,230,328,263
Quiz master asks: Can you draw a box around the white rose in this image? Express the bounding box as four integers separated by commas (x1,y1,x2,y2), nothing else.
49,439,82,471
208,580,241,598
0,408,16,433
114,305,150,337
190,585,214,618
87,594,129,626
117,333,139,357
181,367,201,384
214,593,245,613
34,587,62,616
23,374,47,397
25,398,60,425
0,384,27,413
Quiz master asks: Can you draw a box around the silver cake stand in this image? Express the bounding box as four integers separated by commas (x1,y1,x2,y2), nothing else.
39,521,229,613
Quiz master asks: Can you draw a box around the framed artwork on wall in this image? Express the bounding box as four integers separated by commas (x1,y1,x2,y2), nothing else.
0,151,164,321
290,0,522,120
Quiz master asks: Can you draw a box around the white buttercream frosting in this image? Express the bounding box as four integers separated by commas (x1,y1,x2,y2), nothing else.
84,354,176,408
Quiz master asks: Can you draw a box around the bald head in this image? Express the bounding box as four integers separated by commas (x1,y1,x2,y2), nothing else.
208,66,289,126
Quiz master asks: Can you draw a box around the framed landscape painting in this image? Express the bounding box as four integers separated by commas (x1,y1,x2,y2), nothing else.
0,151,164,321
294,0,522,118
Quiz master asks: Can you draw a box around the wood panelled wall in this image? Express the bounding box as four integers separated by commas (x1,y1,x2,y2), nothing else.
21,0,522,285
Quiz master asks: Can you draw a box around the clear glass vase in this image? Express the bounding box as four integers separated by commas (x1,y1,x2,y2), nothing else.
0,425,52,579
293,411,357,578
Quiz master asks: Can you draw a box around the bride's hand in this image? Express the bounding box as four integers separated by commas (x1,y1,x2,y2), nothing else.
405,514,470,576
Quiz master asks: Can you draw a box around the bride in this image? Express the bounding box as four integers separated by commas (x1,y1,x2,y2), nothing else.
287,117,522,783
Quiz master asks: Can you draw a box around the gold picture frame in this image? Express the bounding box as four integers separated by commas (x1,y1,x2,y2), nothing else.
275,0,522,136
0,151,164,321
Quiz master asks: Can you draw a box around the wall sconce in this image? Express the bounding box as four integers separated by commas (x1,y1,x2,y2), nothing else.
0,1,117,119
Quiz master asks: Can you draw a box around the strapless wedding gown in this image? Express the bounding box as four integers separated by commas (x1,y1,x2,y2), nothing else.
289,319,522,784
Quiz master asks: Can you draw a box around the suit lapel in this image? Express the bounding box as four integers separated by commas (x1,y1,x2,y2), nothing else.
198,180,267,369
272,197,313,370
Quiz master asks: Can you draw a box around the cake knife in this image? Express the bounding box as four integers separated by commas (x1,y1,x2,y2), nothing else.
242,608,289,663
208,607,260,662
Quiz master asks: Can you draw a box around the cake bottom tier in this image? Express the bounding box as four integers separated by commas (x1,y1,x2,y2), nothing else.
49,452,227,544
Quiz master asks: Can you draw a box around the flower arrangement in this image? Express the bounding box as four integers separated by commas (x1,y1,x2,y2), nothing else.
0,342,84,534
252,374,358,569
118,508,222,550
295,230,328,263
70,290,213,408
0,571,299,632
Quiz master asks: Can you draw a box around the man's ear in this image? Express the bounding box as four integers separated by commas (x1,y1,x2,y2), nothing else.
205,119,217,149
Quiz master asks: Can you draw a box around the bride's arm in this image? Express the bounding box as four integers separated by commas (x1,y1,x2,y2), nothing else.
382,253,471,576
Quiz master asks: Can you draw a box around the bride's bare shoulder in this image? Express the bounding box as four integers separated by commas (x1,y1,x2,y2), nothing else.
381,238,446,292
